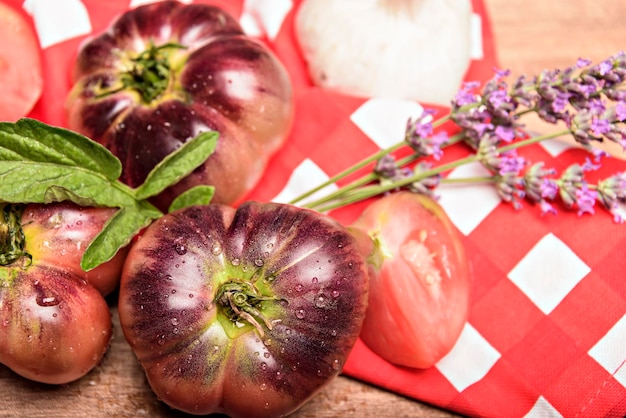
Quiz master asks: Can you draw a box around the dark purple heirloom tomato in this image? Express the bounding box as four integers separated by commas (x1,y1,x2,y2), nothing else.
118,202,370,417
0,203,116,384
65,1,294,211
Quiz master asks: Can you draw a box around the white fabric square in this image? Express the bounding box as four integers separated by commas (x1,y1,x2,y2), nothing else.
437,161,502,235
23,0,92,49
538,137,577,157
349,98,424,150
130,0,192,7
240,0,293,39
271,158,337,206
469,13,484,60
435,322,501,392
507,233,590,314
524,396,563,418
588,314,626,388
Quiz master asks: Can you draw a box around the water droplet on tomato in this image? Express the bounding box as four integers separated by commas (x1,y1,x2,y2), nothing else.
331,329,338,337
332,359,342,371
261,362,268,371
171,318,179,326
331,290,340,298
174,243,187,255
315,295,326,308
231,257,241,266
255,259,264,267
311,277,318,284
295,309,306,319
260,383,267,391
295,284,303,292
263,352,270,359
37,296,59,307
276,371,283,380
212,243,222,256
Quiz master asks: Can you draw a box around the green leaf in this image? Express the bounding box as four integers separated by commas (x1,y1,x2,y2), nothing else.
80,202,162,271
0,118,122,180
168,185,215,213
0,161,137,207
134,130,219,200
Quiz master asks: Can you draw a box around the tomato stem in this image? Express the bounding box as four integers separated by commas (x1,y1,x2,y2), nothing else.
0,204,31,266
215,279,280,337
98,42,187,104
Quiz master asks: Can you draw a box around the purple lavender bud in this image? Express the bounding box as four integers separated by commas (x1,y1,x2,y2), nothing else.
495,173,525,209
408,162,441,198
552,91,572,113
523,162,557,202
374,154,399,179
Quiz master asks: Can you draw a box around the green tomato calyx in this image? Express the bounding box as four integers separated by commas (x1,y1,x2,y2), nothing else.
215,279,280,338
101,42,187,104
0,204,30,267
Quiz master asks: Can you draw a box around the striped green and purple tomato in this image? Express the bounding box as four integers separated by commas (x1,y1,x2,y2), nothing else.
118,201,370,417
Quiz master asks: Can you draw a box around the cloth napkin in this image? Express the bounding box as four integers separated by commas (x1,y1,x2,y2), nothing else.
9,0,626,417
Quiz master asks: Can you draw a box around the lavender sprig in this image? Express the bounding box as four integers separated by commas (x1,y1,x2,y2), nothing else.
289,52,626,221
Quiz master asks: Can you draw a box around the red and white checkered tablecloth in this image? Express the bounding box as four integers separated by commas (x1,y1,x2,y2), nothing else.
8,0,626,416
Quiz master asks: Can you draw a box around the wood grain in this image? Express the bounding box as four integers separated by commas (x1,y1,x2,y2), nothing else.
2,1,625,417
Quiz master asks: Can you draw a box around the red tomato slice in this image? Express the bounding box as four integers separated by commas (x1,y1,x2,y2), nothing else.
351,192,472,369
0,2,43,121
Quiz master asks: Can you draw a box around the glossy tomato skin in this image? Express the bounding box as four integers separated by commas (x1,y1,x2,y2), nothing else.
0,203,113,384
118,202,369,417
0,265,111,385
0,2,43,121
350,192,471,369
21,202,128,296
66,1,294,211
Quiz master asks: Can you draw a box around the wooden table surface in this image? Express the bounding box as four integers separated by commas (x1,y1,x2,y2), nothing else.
1,1,625,417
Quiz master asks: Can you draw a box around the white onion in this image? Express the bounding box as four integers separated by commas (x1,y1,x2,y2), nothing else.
294,0,473,105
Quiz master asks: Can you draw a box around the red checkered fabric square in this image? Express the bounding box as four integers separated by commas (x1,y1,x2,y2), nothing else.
8,0,626,417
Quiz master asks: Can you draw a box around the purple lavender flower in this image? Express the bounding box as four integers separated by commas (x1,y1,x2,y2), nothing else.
597,171,626,222
498,151,526,175
541,179,559,200
453,81,480,107
575,182,598,216
616,101,626,121
590,116,611,136
405,111,449,159
539,199,558,216
495,125,516,142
